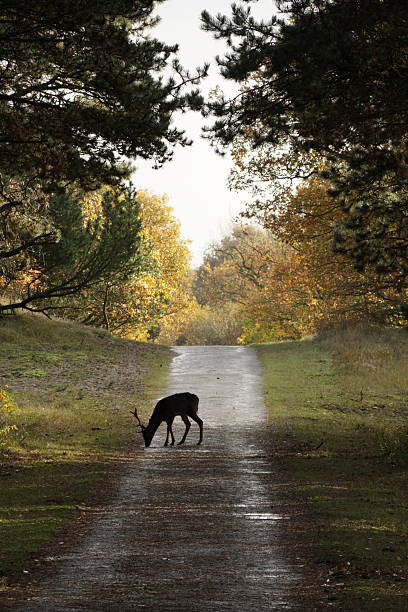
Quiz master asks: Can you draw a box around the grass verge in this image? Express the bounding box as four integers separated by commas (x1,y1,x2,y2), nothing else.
256,325,408,611
0,314,171,586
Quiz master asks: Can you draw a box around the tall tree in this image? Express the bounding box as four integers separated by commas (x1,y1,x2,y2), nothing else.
0,0,207,188
230,137,408,327
202,0,408,289
193,224,290,342
194,224,275,307
68,190,194,340
202,0,407,159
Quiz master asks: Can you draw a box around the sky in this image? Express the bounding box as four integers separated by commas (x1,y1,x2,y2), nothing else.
132,0,275,267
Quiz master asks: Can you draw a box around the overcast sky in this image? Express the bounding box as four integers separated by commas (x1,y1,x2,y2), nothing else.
132,0,275,267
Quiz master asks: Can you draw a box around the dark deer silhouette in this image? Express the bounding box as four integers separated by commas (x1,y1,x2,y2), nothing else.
131,392,203,448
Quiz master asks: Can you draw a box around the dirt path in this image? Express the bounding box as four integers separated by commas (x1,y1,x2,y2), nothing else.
14,346,322,611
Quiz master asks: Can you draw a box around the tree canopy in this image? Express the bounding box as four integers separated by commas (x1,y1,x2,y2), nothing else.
0,1,204,323
0,0,207,188
202,0,408,290
0,182,144,314
58,190,194,341
202,0,407,157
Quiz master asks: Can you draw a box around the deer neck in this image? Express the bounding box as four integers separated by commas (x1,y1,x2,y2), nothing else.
143,416,161,447
146,417,161,435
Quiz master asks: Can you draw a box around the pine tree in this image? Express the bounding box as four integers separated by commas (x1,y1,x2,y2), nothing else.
0,184,144,313
0,0,207,188
202,0,408,291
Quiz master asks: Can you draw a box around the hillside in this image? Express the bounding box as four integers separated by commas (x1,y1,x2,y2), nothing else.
0,314,171,580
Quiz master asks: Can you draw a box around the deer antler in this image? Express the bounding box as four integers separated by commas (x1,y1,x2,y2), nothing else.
130,407,145,432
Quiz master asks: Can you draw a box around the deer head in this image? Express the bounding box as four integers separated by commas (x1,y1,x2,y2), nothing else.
130,407,157,447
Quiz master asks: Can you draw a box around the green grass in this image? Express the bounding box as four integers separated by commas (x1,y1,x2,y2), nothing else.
1,460,111,578
0,313,171,583
256,328,408,610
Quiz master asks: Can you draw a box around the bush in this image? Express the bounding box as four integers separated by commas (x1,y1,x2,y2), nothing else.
176,304,243,345
378,424,408,465
0,389,18,447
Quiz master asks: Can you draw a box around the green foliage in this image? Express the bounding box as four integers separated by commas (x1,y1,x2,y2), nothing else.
203,0,406,157
46,185,143,287
328,163,408,295
0,0,207,188
58,190,194,339
0,183,144,314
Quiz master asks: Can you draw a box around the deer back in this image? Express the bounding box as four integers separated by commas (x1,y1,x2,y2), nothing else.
150,392,199,423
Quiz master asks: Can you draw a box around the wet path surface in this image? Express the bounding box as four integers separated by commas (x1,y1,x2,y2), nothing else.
18,346,307,611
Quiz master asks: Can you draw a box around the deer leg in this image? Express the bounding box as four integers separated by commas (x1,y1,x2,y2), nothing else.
177,415,191,445
169,421,175,446
165,418,175,447
190,414,203,445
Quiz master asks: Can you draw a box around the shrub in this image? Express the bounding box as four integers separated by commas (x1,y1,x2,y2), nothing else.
0,388,18,447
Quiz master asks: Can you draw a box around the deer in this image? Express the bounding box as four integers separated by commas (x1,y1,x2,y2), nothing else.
131,392,203,448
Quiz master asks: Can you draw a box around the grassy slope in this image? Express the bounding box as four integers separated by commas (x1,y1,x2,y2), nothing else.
256,326,408,611
0,314,171,583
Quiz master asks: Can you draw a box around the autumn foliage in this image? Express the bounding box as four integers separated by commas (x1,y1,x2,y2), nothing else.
185,165,408,344
195,0,408,343
2,0,408,344
109,190,194,342
51,189,194,342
